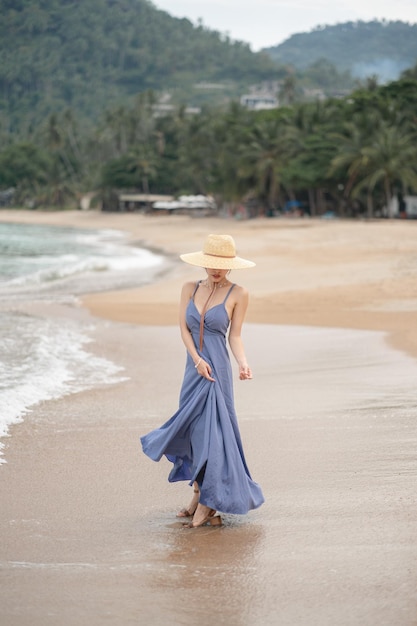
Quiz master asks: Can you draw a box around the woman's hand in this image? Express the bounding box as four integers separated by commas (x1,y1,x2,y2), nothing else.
239,364,253,380
196,359,216,382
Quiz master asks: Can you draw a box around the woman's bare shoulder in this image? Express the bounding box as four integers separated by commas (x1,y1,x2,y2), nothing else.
182,280,198,296
231,283,249,298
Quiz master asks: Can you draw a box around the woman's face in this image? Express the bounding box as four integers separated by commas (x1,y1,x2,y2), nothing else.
205,268,229,283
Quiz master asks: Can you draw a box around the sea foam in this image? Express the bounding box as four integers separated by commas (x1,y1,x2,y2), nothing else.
0,312,127,462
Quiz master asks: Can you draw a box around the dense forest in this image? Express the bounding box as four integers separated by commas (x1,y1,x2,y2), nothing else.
1,3,417,218
1,65,417,218
265,21,417,81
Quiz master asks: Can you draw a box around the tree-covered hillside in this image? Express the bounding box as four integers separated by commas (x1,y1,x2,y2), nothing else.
0,0,277,133
2,5,417,220
265,21,417,81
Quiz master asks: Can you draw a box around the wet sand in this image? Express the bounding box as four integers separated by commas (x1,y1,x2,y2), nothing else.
1,211,417,625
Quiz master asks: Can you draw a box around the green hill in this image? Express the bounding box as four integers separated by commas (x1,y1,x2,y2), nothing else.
4,6,413,140
264,20,417,81
0,0,277,134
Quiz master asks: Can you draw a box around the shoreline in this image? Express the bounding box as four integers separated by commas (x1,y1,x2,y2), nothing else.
1,209,417,362
0,209,417,358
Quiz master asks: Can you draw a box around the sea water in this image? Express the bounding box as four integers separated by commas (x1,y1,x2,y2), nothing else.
0,222,166,461
0,223,164,299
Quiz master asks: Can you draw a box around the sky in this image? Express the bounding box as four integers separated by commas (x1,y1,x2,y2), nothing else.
152,0,417,51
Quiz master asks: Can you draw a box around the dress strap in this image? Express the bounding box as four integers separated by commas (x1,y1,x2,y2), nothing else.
223,284,236,304
191,281,201,299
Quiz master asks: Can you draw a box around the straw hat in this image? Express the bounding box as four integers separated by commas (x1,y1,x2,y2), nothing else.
180,234,255,270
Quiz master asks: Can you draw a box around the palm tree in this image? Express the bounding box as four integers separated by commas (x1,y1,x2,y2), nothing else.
238,115,290,213
355,123,417,217
329,110,386,217
99,106,130,157
329,121,375,217
129,145,158,196
280,72,298,106
282,100,340,215
211,102,254,204
177,109,219,194
42,113,79,207
330,115,417,218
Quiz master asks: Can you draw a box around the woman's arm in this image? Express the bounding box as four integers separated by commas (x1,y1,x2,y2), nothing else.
228,287,253,380
179,282,200,363
179,282,215,381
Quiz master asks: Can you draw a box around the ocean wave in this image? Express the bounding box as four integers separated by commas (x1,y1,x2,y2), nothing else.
0,312,128,462
4,249,162,287
0,223,166,297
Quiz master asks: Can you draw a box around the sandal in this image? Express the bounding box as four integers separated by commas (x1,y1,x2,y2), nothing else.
183,508,222,529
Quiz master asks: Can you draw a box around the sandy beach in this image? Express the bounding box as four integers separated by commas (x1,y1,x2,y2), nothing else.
1,210,417,625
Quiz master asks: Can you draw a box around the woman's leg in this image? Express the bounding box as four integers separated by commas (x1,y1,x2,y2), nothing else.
176,481,200,517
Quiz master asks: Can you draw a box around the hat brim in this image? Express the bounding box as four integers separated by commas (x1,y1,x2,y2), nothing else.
180,251,255,269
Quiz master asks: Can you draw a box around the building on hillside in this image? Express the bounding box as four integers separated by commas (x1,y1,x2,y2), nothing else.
240,92,279,110
240,81,281,111
152,93,201,117
152,103,201,117
302,88,326,101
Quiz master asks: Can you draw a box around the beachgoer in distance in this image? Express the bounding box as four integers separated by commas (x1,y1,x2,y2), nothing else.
141,234,264,528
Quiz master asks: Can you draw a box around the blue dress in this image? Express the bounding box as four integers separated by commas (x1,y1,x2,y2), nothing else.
140,282,264,515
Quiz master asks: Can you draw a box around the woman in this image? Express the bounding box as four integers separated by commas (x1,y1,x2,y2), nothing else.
141,234,264,528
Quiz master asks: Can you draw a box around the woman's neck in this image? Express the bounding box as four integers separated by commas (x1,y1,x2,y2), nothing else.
202,278,229,290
